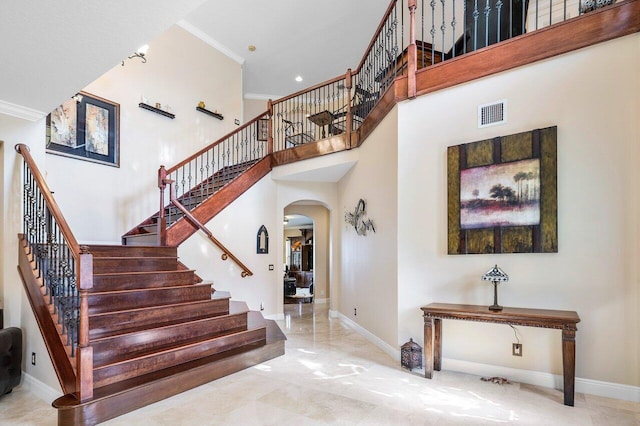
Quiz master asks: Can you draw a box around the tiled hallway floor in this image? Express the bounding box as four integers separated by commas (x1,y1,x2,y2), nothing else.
2,303,638,425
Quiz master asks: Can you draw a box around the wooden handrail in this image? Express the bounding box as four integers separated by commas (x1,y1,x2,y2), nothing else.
165,178,253,277
166,111,269,175
15,144,80,258
272,74,346,105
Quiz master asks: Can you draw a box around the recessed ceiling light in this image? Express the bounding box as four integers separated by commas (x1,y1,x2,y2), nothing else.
295,76,303,82
248,45,256,52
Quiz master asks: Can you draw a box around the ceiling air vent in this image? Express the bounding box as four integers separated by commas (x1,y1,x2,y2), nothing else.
478,100,507,128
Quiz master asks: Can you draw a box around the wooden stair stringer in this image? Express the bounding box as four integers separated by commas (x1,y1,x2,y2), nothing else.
166,156,272,246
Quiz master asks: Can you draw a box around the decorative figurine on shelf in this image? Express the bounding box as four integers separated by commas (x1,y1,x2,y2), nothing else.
198,101,206,109
482,264,509,312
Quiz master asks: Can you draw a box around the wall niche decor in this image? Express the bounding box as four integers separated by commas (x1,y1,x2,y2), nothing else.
345,199,376,236
447,126,557,254
256,225,269,254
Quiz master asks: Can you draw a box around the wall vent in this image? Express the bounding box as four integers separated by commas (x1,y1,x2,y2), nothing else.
478,100,507,128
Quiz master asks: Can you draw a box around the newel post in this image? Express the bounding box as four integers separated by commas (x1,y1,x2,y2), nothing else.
76,247,93,401
267,99,274,155
157,166,168,246
345,69,353,149
408,0,418,98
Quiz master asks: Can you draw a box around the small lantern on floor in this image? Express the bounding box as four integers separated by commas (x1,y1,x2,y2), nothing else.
482,264,509,312
401,338,422,371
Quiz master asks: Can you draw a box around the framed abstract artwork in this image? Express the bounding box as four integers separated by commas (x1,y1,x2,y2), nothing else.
447,126,557,254
46,91,120,167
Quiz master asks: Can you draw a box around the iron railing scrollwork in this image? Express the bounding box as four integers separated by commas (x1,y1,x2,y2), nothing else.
157,114,269,275
16,143,93,401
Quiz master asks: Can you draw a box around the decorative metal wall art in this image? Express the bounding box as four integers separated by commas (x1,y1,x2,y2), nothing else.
345,199,376,236
448,126,557,254
256,225,268,254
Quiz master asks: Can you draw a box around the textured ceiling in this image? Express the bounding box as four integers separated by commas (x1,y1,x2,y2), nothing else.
183,0,390,98
0,0,207,117
0,0,389,118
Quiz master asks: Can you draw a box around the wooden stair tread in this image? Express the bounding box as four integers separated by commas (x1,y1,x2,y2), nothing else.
90,300,247,343
87,245,176,257
91,306,251,368
88,282,214,314
92,319,267,387
89,298,231,340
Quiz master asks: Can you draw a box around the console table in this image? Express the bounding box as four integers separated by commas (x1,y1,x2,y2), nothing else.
421,303,580,406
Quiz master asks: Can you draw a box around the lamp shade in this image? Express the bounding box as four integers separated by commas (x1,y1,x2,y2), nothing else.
482,264,509,283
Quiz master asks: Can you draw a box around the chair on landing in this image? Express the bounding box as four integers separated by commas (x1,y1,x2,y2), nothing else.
283,119,314,147
331,85,379,133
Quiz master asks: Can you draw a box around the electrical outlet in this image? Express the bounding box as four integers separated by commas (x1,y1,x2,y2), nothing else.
512,343,522,357
234,119,240,125
268,264,274,271
32,352,36,366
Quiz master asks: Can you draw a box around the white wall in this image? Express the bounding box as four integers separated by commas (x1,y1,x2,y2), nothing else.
0,24,244,393
243,98,268,123
45,25,243,243
337,107,399,349
398,34,639,386
0,115,61,392
178,175,281,314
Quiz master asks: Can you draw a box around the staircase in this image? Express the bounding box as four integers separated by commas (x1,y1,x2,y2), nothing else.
123,159,260,246
43,244,285,425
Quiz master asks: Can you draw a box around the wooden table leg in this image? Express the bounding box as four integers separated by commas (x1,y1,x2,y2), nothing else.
562,327,576,406
424,317,434,379
434,318,442,371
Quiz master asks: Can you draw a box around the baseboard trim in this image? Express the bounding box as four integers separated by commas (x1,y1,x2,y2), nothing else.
334,311,400,360
314,298,329,304
21,372,61,403
332,315,640,403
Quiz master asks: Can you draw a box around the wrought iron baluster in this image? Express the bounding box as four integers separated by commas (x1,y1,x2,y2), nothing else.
473,0,479,50
441,0,446,59
535,0,539,29
463,0,468,55
497,0,503,41
452,0,457,58
484,0,491,47
431,0,436,57
549,0,552,26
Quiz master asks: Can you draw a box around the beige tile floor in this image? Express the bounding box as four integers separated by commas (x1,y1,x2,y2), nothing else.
1,303,638,425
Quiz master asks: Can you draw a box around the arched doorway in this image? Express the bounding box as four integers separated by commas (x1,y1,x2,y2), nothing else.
282,202,330,314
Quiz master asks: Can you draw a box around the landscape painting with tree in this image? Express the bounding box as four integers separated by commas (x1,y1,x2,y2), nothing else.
447,126,557,255
460,159,540,229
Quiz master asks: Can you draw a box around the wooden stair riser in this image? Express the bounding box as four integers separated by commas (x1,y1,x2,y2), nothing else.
88,284,213,314
92,327,266,388
92,270,196,292
89,299,230,340
91,312,249,367
88,245,177,258
92,257,179,274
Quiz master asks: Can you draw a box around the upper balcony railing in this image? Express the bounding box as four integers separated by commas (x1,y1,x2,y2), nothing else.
268,0,614,154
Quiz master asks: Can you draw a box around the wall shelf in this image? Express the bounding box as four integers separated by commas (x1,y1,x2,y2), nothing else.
139,103,175,119
196,106,223,120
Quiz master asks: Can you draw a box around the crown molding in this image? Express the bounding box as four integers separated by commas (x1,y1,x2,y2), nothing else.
177,20,245,65
244,93,284,101
0,99,45,121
